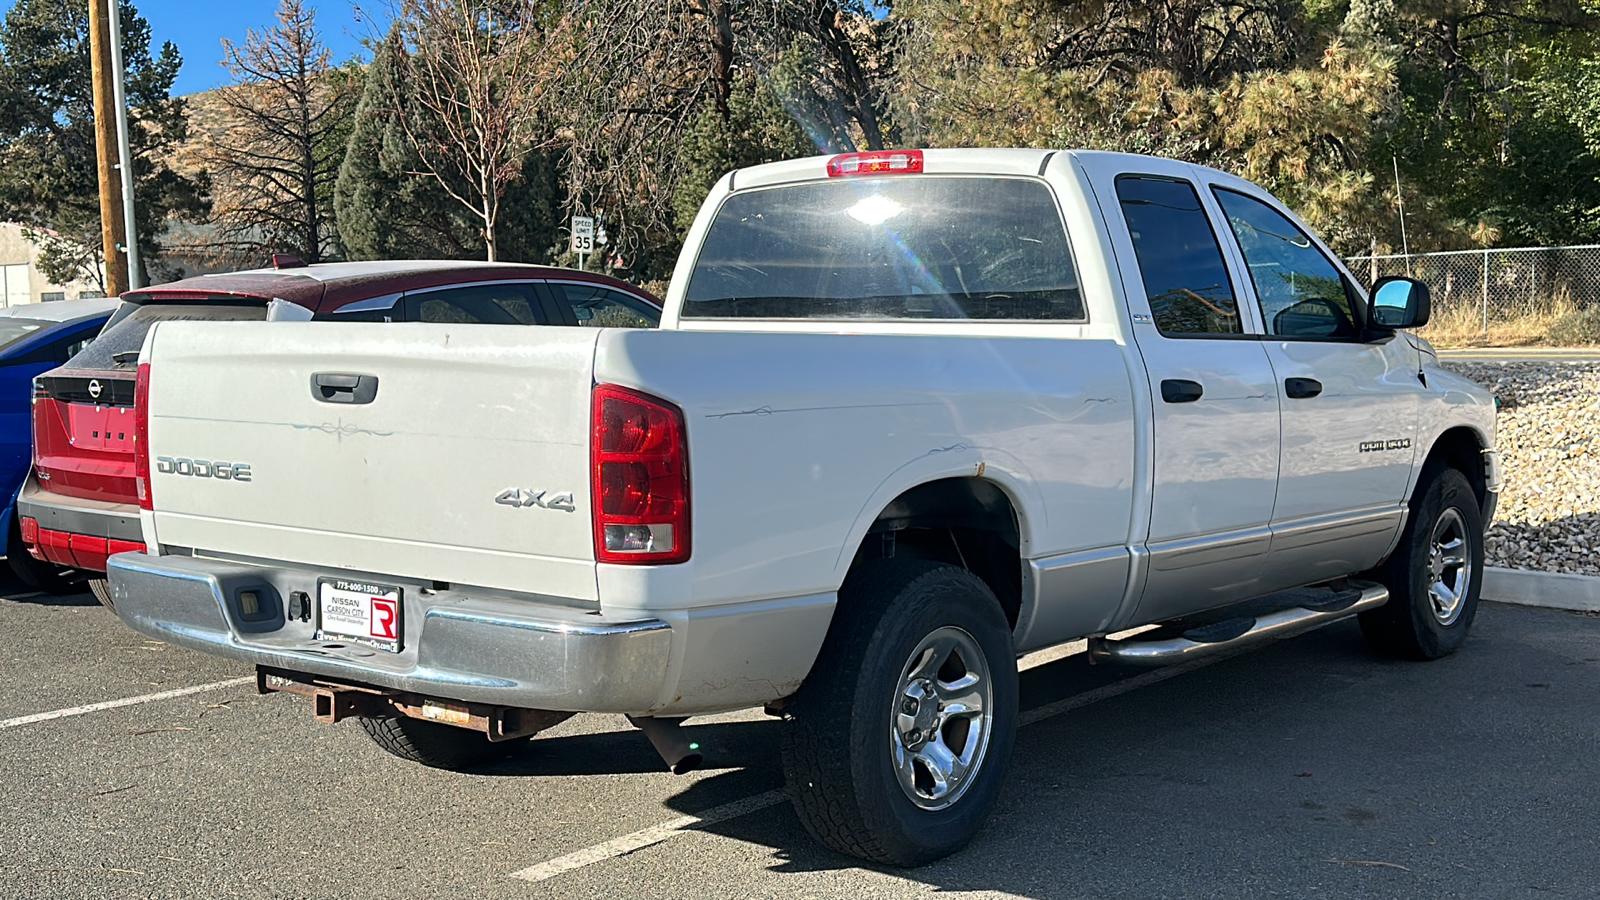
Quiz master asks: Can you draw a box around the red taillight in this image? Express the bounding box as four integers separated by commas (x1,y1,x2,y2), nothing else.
133,362,151,510
591,384,689,564
827,150,924,178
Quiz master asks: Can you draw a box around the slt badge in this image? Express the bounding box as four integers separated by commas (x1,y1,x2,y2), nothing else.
495,488,576,512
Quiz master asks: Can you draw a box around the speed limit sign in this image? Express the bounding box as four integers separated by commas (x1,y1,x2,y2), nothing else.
570,216,595,255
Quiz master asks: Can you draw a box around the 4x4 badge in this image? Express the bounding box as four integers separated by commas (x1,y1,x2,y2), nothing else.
495,488,576,512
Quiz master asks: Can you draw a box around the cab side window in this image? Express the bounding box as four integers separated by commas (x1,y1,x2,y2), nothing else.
551,283,660,328
410,284,541,325
1212,188,1360,339
1114,175,1244,337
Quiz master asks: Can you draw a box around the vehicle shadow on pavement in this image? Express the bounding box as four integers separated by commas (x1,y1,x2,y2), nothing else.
642,612,1600,897
474,719,782,780
642,648,1142,886
0,559,95,606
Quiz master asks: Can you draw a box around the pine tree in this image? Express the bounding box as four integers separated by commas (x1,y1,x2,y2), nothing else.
0,0,206,285
334,25,561,263
892,0,1398,253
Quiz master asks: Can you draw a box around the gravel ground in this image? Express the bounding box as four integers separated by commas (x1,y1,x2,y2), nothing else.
1444,361,1600,576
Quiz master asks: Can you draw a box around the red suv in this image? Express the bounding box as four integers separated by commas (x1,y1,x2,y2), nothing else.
19,259,661,607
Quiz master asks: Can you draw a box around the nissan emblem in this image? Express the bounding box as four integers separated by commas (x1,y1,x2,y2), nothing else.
87,379,103,400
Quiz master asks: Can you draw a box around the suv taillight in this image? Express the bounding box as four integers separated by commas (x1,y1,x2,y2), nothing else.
591,384,689,564
134,362,151,510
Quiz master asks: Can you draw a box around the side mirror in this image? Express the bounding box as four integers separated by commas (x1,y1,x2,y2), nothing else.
1368,277,1430,330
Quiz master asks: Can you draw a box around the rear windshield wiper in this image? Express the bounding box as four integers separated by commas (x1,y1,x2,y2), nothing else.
112,350,140,366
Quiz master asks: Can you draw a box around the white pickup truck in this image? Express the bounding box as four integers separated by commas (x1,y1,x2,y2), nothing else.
110,149,1498,866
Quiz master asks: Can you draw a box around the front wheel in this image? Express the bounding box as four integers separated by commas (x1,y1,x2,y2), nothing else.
781,559,1018,867
1360,467,1484,660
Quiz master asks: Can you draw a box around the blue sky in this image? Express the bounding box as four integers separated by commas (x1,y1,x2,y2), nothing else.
0,0,380,96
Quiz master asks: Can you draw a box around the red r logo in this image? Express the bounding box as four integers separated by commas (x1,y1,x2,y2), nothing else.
370,598,397,640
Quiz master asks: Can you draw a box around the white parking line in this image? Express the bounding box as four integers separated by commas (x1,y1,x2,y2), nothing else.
0,676,255,730
509,632,1293,884
509,791,788,883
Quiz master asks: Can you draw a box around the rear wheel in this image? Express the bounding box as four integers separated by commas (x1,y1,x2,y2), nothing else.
6,517,78,595
88,577,115,611
358,715,511,770
1360,467,1484,660
781,559,1017,867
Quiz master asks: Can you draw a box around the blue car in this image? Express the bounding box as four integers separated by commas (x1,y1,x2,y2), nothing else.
0,298,120,592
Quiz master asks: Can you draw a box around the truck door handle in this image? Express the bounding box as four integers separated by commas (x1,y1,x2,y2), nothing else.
1160,379,1204,403
311,373,379,404
1284,377,1323,399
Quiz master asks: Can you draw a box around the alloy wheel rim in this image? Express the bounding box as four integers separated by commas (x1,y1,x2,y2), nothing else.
1426,507,1473,626
888,625,994,811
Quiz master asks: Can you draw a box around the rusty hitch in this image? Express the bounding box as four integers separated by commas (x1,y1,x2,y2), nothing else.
256,667,573,737
257,668,389,723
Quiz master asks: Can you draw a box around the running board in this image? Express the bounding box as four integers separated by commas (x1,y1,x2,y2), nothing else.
1087,582,1390,667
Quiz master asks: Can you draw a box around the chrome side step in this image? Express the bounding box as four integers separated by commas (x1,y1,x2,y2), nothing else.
1088,582,1390,667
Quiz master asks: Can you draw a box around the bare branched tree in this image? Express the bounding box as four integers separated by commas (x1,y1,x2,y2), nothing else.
204,0,354,265
553,2,714,238
548,0,889,270
393,0,560,261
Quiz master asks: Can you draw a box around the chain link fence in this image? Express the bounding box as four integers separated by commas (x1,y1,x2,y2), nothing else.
1345,244,1600,344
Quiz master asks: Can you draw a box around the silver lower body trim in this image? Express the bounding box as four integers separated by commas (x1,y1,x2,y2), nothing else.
1017,546,1129,652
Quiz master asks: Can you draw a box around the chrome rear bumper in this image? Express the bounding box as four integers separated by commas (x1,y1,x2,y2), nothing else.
108,553,672,713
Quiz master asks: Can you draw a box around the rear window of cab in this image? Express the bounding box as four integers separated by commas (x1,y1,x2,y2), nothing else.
682,176,1085,322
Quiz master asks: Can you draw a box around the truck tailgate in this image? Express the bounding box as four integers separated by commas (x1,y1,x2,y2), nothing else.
143,322,601,601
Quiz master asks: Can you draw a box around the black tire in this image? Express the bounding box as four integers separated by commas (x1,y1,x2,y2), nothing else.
781,559,1018,867
1359,467,1484,660
88,577,115,611
6,518,78,595
358,715,509,769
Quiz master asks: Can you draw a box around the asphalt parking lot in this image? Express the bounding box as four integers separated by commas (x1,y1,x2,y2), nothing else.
4,576,1597,900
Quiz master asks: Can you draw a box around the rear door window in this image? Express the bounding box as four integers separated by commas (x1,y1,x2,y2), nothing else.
549,283,660,328
683,176,1084,321
404,284,542,325
68,301,267,371
1113,176,1244,337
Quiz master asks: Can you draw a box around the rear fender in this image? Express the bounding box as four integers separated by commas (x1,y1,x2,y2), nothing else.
835,452,1042,580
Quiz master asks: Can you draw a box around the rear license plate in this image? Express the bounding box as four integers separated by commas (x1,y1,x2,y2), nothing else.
317,579,403,652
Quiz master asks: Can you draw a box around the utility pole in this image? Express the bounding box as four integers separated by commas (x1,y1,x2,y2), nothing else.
89,0,129,296
109,0,141,289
